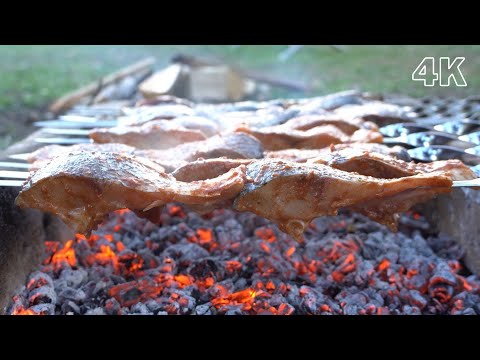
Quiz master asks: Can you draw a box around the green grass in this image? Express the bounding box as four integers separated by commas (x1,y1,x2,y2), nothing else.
1,45,479,111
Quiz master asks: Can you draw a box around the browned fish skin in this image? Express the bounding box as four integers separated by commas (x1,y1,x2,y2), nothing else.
172,158,253,182
307,148,477,180
27,133,263,173
15,151,247,235
27,143,139,171
169,116,220,137
333,102,413,127
152,133,264,164
120,104,195,125
89,120,207,149
28,143,137,164
233,159,452,240
236,124,383,151
277,114,378,133
265,149,329,163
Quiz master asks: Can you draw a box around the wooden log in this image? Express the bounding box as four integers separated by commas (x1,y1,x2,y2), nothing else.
172,54,310,93
49,57,156,114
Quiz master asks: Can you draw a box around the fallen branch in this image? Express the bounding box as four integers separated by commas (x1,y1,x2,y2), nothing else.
49,57,156,114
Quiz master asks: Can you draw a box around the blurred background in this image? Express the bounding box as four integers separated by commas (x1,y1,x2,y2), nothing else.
1,45,479,150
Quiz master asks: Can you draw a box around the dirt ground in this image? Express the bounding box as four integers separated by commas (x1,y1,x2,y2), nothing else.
0,106,47,150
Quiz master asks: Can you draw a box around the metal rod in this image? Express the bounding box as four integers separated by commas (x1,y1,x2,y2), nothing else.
0,180,24,187
34,138,91,145
0,162,30,169
0,170,30,179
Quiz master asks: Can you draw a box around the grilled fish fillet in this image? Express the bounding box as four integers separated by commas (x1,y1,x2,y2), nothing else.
236,124,383,151
15,151,247,235
277,114,378,133
27,133,263,173
233,159,452,239
89,120,207,149
265,143,411,163
172,158,253,182
307,148,477,180
120,104,195,126
333,102,414,127
27,143,139,171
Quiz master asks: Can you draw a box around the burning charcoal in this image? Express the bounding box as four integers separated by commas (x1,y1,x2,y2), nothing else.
28,286,57,306
27,272,54,291
105,298,121,315
29,303,56,315
194,303,213,315
426,233,464,260
85,307,106,315
454,308,477,315
92,279,114,297
234,278,248,290
473,303,480,315
298,286,324,314
61,301,81,314
59,268,88,288
131,302,152,315
137,248,157,270
125,236,147,251
163,243,210,265
188,258,224,281
406,289,427,310
222,305,245,315
402,305,421,315
145,300,162,313
58,287,87,303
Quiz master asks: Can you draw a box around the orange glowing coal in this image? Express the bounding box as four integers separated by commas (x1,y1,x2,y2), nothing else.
168,205,186,218
12,307,40,315
174,274,193,288
225,260,242,272
255,228,277,243
196,228,213,243
285,246,296,258
88,245,118,270
378,259,391,271
50,240,77,269
114,209,131,215
211,288,257,309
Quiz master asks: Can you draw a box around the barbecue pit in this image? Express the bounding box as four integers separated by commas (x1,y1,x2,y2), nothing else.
1,78,480,315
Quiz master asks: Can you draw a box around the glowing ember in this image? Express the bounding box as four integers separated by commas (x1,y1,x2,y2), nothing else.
50,240,77,269
12,307,40,315
88,245,118,270
378,259,391,271
196,228,213,243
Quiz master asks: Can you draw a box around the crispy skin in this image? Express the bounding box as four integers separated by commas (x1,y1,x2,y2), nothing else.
236,124,383,151
265,143,409,163
171,116,220,137
307,148,477,180
333,102,413,126
28,143,137,163
278,114,378,133
120,104,195,125
27,143,140,171
265,149,329,163
171,133,264,161
172,158,253,181
27,133,262,173
89,120,207,149
233,159,452,240
15,151,247,235
327,143,412,161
